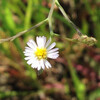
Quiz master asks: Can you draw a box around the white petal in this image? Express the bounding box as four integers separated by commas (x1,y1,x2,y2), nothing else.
24,49,33,54
24,52,34,56
31,64,35,68
42,36,46,47
48,52,59,55
25,47,32,50
33,60,41,70
40,59,45,69
47,42,56,51
36,36,42,48
29,39,37,48
27,58,34,65
24,56,31,60
36,36,40,47
47,52,59,58
47,54,59,59
31,59,38,68
36,36,47,48
27,42,35,49
48,48,59,53
45,38,51,47
45,60,52,68
25,56,35,61
37,64,41,70
24,53,31,56
23,50,33,54
24,49,33,52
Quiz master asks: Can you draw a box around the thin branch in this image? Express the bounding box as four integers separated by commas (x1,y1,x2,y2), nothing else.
55,0,83,36
0,19,48,43
48,0,56,18
47,0,56,34
54,34,97,46
54,34,78,42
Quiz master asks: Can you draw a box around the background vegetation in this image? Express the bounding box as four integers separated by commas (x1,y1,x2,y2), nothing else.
0,0,100,100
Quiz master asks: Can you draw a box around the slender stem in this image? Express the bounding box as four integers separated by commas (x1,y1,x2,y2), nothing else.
48,0,56,35
0,19,48,43
55,0,83,36
48,0,56,18
54,34,78,42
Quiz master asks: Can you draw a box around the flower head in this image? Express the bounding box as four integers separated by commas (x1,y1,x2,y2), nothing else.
24,36,59,70
78,35,97,46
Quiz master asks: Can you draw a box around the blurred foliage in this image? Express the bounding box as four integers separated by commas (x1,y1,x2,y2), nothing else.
0,0,100,100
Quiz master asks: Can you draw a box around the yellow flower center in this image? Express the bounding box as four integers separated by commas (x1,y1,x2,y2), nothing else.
35,47,47,60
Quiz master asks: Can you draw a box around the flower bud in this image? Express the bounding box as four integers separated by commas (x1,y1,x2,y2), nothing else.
78,35,97,46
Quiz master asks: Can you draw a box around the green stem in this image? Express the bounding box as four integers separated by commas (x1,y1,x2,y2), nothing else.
0,19,48,43
55,0,83,36
54,33,78,42
48,0,56,35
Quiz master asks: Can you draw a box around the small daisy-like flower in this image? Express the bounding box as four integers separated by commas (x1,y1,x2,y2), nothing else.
24,36,59,70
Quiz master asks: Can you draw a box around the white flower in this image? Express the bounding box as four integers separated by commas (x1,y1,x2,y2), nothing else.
24,36,59,70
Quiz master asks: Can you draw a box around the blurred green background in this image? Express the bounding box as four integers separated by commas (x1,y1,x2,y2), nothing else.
0,0,100,100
